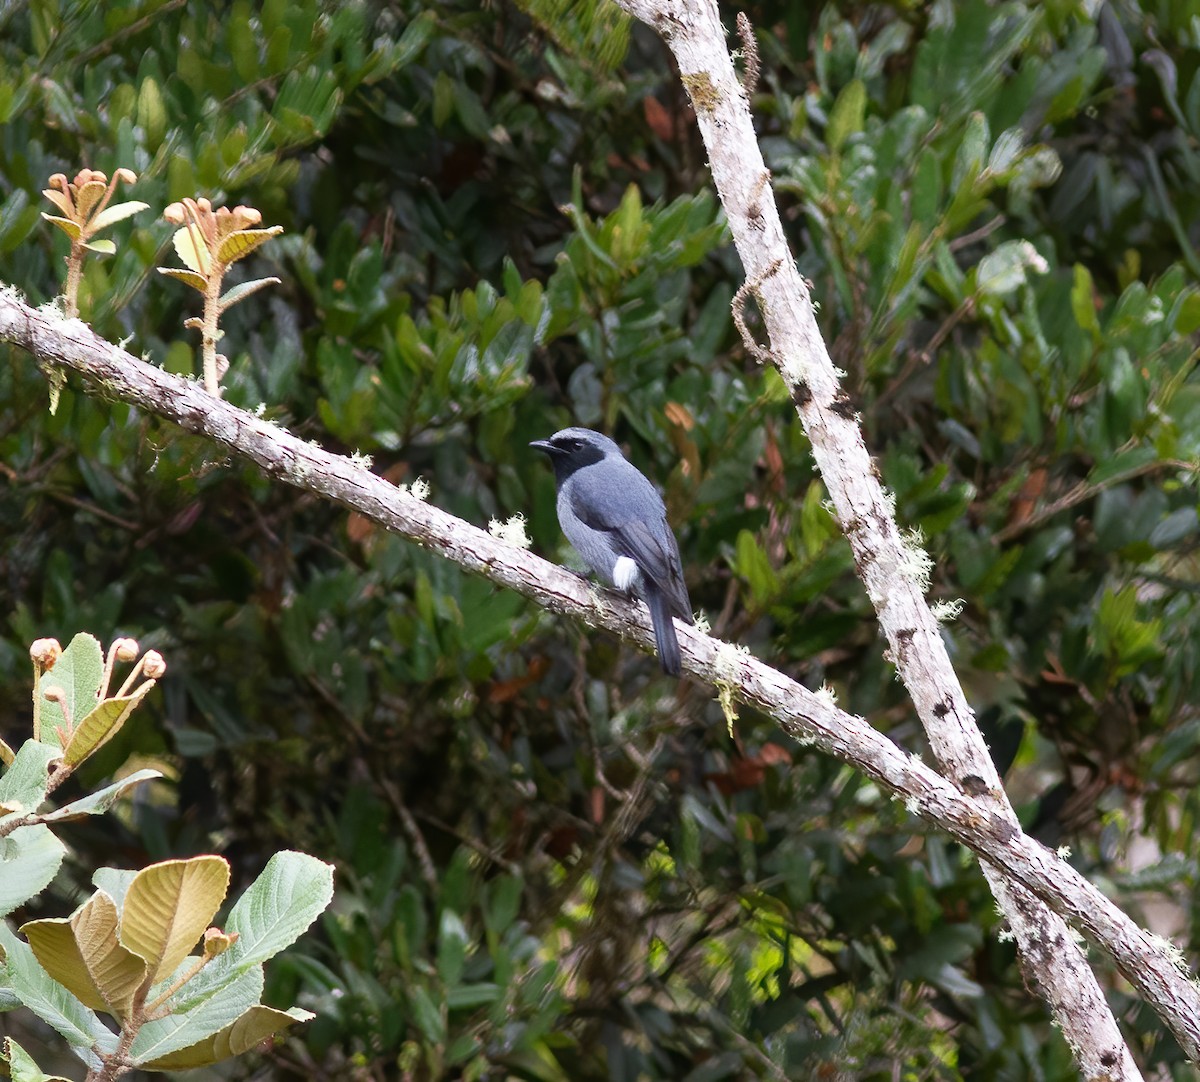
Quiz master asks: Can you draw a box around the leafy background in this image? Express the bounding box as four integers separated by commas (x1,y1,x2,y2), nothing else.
2,0,1199,1077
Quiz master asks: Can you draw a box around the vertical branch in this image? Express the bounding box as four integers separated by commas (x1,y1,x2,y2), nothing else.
613,0,1143,1076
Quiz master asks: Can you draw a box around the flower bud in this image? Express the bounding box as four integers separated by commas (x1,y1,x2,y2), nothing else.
30,638,63,669
142,650,166,679
113,637,140,662
42,684,67,704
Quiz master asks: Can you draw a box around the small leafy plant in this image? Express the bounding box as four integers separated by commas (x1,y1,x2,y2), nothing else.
39,169,148,412
0,635,334,1080
158,197,283,395
40,169,147,321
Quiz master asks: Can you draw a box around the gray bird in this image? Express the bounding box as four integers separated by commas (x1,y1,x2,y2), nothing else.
531,427,692,675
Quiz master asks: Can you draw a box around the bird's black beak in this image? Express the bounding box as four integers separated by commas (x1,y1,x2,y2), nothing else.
529,439,553,455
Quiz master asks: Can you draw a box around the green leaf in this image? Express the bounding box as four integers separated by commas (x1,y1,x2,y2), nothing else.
172,225,211,275
827,78,866,153
409,982,446,1044
1085,444,1157,486
395,9,436,65
1071,263,1101,340
0,825,67,919
63,684,154,766
735,530,779,607
0,740,61,823
35,632,104,747
139,1004,312,1070
976,240,1044,298
120,856,231,984
2,1037,74,1082
952,111,989,193
158,266,210,293
40,213,81,240
82,239,116,255
216,226,283,265
37,768,163,823
137,76,167,149
129,965,263,1064
436,909,468,988
89,200,149,233
221,851,335,968
218,276,281,312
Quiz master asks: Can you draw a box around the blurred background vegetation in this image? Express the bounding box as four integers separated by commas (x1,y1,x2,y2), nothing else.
2,0,1199,1077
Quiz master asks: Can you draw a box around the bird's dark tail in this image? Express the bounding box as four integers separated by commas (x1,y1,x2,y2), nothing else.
647,587,682,676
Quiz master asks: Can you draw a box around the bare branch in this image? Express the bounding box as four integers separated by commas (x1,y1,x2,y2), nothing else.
2,286,1198,1063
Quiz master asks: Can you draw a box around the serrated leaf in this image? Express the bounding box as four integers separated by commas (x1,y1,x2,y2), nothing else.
35,632,104,747
22,916,109,1012
63,684,153,766
160,851,333,1014
90,201,148,232
158,266,209,293
120,856,231,984
82,238,116,255
216,226,282,265
0,741,61,825
38,768,163,823
140,1004,312,1070
40,213,81,240
172,225,211,274
129,965,262,1063
72,181,107,221
3,1036,74,1082
218,276,280,312
0,825,67,919
222,851,334,969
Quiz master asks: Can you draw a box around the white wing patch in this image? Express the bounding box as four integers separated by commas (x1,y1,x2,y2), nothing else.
613,556,641,591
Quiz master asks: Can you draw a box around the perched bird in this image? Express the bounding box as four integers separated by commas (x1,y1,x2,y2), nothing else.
531,427,692,675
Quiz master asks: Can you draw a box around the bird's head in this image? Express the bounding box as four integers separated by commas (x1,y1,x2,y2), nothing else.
530,427,618,478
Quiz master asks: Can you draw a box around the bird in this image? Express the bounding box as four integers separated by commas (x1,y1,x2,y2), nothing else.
530,427,693,676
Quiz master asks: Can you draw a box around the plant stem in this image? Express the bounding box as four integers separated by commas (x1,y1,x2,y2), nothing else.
64,241,83,318
202,267,223,395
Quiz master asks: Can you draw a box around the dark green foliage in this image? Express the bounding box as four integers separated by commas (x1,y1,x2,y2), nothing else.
2,0,1199,1077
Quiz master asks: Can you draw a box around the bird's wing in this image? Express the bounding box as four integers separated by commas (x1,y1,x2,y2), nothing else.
568,466,693,624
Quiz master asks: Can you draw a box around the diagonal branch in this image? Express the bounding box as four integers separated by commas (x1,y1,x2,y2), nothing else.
1,287,1198,1061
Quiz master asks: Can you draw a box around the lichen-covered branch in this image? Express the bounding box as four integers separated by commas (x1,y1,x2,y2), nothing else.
1,287,1198,1061
607,0,1158,1074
